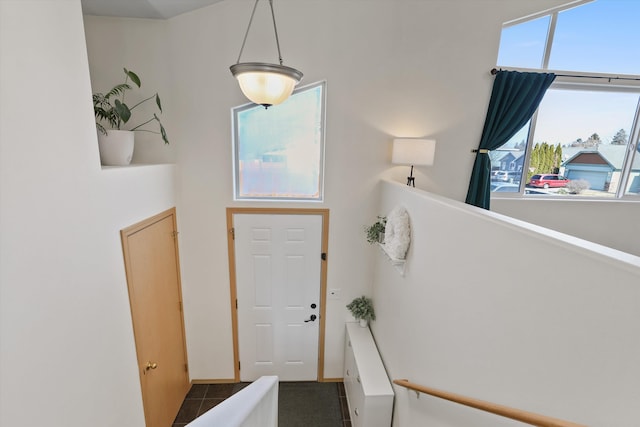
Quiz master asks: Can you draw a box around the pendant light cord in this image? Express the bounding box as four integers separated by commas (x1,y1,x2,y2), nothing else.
235,0,285,66
235,0,259,64
268,0,284,65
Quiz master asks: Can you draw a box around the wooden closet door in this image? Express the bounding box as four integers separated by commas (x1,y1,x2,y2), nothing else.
121,208,190,427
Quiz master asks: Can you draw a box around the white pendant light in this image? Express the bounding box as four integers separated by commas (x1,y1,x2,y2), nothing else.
230,0,303,108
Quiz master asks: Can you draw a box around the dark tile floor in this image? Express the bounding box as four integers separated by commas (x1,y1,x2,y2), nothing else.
173,381,350,427
338,382,352,427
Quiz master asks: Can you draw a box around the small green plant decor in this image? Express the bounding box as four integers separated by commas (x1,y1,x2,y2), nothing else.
347,295,376,327
365,216,386,244
93,68,169,144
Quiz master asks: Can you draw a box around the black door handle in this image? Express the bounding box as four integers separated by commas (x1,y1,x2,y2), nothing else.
304,314,317,323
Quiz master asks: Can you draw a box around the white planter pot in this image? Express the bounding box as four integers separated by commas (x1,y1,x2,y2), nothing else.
359,319,368,328
97,130,134,166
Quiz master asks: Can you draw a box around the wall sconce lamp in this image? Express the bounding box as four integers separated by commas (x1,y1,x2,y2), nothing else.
392,139,436,187
229,0,303,108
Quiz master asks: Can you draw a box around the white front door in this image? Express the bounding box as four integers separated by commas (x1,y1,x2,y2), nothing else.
234,213,322,381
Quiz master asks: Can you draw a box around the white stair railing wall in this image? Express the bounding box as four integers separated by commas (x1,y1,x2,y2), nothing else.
372,179,640,426
186,376,278,427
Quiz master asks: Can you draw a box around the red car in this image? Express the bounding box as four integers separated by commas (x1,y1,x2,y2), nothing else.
528,174,570,188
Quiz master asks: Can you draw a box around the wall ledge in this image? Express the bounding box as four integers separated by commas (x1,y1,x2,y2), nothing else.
381,178,640,274
101,163,175,170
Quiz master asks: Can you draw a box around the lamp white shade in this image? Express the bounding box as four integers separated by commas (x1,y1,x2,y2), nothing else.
392,139,436,166
230,62,303,107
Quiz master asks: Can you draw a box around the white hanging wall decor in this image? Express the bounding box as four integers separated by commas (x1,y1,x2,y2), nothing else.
383,206,411,260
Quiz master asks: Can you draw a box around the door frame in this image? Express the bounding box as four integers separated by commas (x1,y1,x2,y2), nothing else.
226,207,330,382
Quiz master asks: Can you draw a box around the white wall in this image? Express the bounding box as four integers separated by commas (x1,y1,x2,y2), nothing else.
159,0,572,380
0,1,176,426
83,15,176,164
493,198,640,257
373,180,640,427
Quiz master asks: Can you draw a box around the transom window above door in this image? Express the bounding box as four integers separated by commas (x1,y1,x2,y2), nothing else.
232,81,326,201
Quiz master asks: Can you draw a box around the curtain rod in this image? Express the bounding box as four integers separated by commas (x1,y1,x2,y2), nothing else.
491,68,640,82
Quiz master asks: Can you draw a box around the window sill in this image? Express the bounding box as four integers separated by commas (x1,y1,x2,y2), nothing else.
101,162,175,170
492,193,640,202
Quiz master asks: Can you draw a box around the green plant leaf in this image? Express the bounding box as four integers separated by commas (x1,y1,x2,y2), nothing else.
124,68,141,87
160,123,169,144
96,122,107,135
94,68,169,144
114,99,131,123
365,216,386,244
105,83,131,99
346,296,375,321
154,114,169,144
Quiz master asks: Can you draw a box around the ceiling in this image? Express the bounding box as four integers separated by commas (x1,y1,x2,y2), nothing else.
81,0,225,19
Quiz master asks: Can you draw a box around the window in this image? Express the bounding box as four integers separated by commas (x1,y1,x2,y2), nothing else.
492,0,640,198
496,16,549,69
232,81,326,201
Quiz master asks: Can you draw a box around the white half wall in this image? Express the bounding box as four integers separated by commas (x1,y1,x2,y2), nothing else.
373,179,640,427
493,198,640,257
0,1,176,426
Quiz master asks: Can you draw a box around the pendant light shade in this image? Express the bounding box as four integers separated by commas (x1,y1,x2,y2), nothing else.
230,0,303,108
230,62,303,107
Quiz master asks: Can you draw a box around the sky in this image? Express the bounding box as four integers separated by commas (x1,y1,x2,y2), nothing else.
497,0,640,147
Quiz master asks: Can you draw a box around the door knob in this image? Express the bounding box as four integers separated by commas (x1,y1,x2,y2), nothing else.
145,361,158,371
304,314,317,322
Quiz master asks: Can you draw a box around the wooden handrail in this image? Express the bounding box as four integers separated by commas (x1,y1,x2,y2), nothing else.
393,379,587,427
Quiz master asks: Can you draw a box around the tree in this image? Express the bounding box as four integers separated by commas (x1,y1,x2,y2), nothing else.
527,142,563,181
612,128,628,145
586,133,601,146
541,143,551,173
553,144,563,173
528,143,541,181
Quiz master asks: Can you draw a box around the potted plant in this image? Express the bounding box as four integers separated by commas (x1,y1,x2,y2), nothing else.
365,216,386,244
93,68,169,165
347,296,376,327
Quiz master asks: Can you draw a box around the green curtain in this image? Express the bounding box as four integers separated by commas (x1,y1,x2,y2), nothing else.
465,70,556,209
